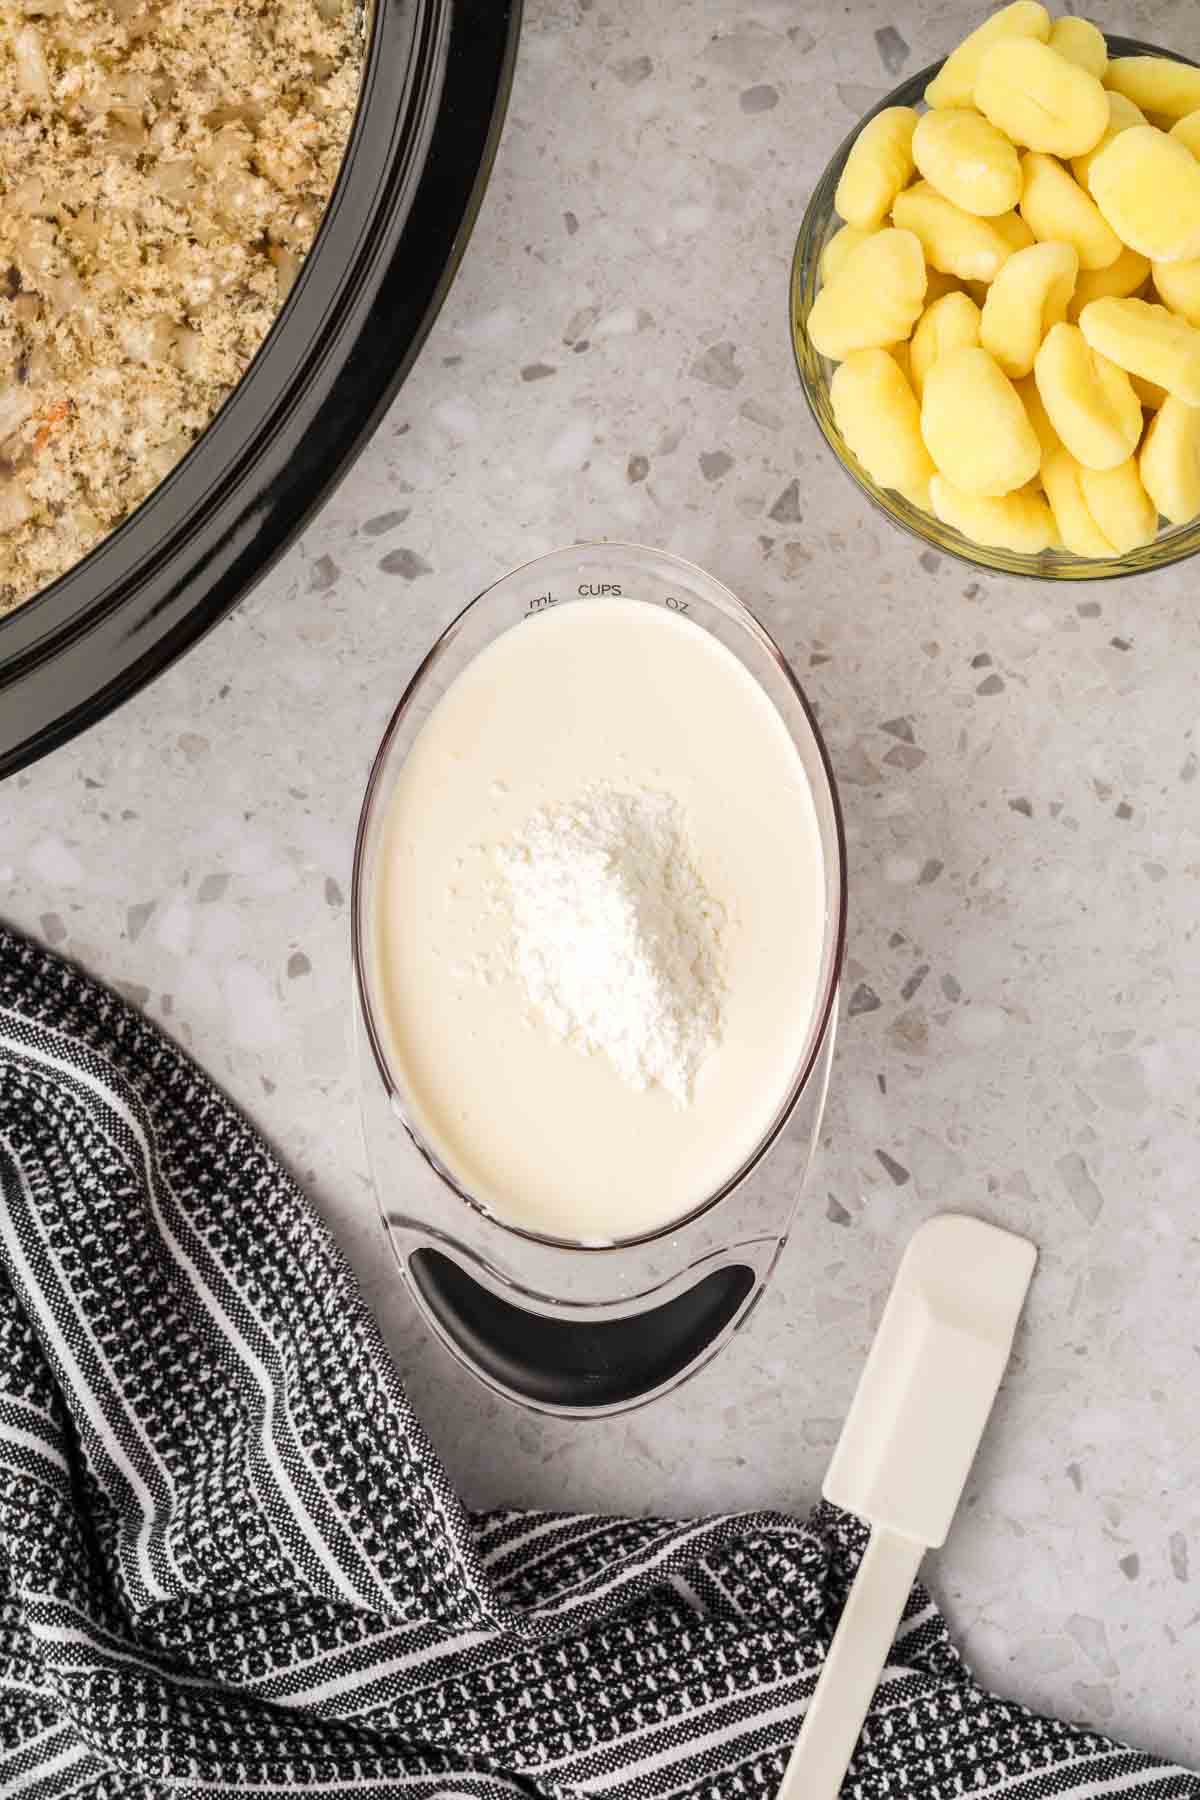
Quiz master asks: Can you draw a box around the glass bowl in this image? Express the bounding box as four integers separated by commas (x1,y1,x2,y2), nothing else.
790,35,1200,581
350,543,847,1414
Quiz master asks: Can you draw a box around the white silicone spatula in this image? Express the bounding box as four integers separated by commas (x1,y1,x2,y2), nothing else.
777,1213,1036,1800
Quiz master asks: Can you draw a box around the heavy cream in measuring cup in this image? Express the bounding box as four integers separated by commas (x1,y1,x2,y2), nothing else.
371,598,825,1242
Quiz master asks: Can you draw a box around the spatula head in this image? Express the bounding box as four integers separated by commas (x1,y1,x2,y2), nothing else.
823,1213,1036,1548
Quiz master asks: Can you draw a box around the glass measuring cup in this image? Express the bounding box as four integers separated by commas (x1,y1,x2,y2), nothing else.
352,543,847,1415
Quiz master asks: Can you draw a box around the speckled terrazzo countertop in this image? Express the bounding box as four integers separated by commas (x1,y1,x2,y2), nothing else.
3,0,1199,1764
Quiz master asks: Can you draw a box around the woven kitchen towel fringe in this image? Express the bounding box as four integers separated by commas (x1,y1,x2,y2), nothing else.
0,921,1194,1800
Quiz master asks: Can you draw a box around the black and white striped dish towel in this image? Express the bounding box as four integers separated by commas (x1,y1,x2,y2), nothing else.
0,920,1194,1800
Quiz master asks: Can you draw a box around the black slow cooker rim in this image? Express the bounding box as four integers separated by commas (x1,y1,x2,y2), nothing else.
0,0,522,777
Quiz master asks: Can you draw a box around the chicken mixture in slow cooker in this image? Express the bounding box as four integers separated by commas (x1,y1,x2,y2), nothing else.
0,0,363,614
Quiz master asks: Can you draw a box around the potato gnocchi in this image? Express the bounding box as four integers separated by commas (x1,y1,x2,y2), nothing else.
1048,16,1107,80
924,3,1049,112
1035,321,1143,468
1152,257,1200,328
1079,297,1200,405
1071,90,1146,191
830,350,934,492
1106,57,1200,125
1019,151,1121,271
834,108,918,230
807,228,927,358
930,473,1057,551
921,345,1041,494
981,241,1077,377
911,108,1021,216
892,182,1015,281
911,291,982,398
1087,127,1200,263
803,2,1200,558
1141,396,1200,522
975,38,1108,158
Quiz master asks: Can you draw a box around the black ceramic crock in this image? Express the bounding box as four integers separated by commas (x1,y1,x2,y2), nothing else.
0,0,521,777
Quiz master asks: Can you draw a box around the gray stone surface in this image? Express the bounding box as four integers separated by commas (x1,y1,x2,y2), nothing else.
3,0,1200,1766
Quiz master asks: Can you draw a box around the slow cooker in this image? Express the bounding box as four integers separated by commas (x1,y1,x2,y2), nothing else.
0,0,521,777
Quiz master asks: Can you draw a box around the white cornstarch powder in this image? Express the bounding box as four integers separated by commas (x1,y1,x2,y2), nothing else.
491,786,726,1104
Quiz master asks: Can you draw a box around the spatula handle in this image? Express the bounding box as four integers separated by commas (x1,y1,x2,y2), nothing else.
777,1527,924,1800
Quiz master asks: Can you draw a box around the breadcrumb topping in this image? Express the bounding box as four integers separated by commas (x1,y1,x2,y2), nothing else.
0,0,363,613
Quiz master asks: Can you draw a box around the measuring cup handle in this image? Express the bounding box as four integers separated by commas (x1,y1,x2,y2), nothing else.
406,1247,759,1414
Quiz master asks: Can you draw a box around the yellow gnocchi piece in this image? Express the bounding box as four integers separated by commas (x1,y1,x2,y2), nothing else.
1034,321,1142,469
911,107,1021,216
1152,257,1200,327
1105,57,1200,125
1015,372,1062,460
910,290,982,399
1043,447,1157,555
975,39,1109,159
1041,447,1115,554
1067,244,1152,321
820,224,877,284
831,348,935,493
1170,109,1200,160
1079,295,1200,405
1048,17,1107,81
807,228,927,359
1019,151,1121,270
892,181,1014,281
1077,457,1159,552
929,471,1056,551
1088,126,1200,263
835,107,919,229
1140,394,1200,523
921,344,1041,494
992,209,1036,254
1071,91,1148,191
925,3,1050,111
981,241,1077,378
